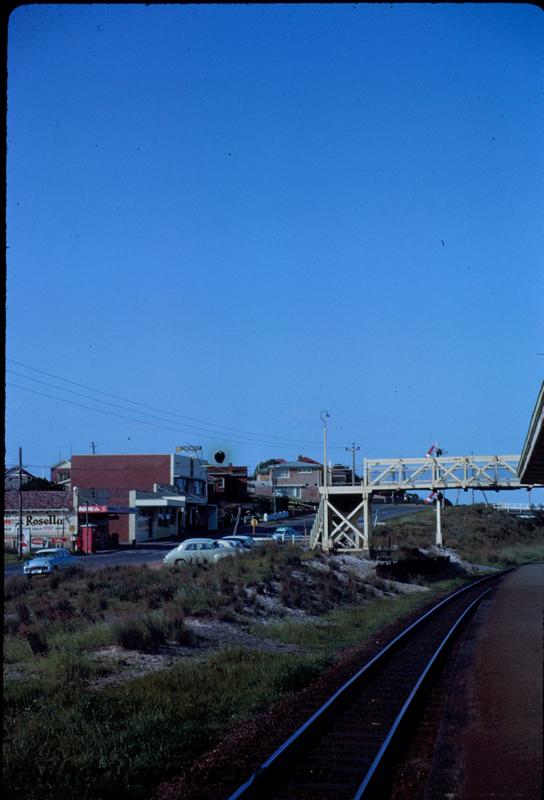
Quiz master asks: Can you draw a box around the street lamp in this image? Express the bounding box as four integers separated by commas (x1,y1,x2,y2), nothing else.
320,411,330,489
271,464,277,514
320,411,330,550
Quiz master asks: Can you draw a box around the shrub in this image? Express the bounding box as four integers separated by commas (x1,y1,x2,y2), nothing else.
19,623,48,655
164,608,193,646
112,613,168,653
4,575,32,602
14,601,31,625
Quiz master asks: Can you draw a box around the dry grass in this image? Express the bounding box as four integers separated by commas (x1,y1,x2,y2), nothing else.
374,504,544,566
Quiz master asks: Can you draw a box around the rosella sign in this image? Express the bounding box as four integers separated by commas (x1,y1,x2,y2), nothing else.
3,511,76,550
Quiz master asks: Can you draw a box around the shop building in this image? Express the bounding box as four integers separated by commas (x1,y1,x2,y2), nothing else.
4,491,77,551
71,453,215,545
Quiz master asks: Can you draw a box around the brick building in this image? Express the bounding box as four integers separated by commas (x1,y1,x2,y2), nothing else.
207,464,249,503
71,453,214,545
50,459,71,489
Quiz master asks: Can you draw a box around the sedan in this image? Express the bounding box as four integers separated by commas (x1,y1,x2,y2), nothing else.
220,535,254,550
163,538,235,566
214,539,244,551
23,548,77,577
271,526,308,544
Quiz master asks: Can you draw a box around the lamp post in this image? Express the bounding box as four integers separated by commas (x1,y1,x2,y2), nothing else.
320,412,330,488
271,465,277,514
320,411,330,549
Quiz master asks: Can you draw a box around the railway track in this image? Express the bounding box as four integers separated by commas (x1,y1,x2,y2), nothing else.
227,570,509,800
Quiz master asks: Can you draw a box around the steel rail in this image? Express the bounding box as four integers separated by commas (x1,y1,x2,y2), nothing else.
227,570,509,800
353,587,492,799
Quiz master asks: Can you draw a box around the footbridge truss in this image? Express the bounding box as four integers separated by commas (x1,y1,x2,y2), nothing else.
310,454,540,553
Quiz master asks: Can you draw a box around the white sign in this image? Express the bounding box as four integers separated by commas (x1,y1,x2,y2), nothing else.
4,513,70,533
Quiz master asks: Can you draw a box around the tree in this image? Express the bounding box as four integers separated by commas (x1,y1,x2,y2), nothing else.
254,458,282,478
23,476,65,491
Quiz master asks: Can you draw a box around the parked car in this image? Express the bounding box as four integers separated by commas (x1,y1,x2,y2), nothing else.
248,533,275,546
163,538,235,566
214,539,244,550
271,526,307,544
220,535,254,550
23,548,77,577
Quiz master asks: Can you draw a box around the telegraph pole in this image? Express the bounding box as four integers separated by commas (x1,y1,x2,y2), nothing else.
90,441,97,454
320,412,330,549
18,447,24,558
345,443,360,486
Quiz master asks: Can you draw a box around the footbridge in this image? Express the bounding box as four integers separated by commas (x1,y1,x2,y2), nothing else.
310,454,541,553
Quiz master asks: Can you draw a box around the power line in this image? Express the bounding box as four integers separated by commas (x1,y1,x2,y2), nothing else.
7,358,339,448
7,382,351,451
8,368,297,446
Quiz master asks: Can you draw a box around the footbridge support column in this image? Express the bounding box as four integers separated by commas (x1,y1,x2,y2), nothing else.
363,491,371,552
436,495,442,546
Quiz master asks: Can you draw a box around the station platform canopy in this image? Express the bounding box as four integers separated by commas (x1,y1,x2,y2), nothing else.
518,381,544,484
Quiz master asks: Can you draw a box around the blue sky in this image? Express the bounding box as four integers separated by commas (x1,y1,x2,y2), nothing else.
6,4,544,500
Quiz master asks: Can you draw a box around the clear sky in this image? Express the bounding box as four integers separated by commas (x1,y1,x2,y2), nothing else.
6,3,544,501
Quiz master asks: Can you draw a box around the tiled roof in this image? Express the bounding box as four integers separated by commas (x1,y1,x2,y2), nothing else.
4,491,73,511
257,461,322,472
275,462,322,470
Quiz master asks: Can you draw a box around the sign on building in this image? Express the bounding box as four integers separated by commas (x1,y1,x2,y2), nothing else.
3,512,76,550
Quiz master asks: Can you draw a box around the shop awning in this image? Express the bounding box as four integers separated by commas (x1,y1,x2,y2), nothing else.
134,492,186,508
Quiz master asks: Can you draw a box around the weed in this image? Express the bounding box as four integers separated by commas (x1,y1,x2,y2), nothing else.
19,623,48,655
112,612,170,652
14,601,31,625
4,575,32,602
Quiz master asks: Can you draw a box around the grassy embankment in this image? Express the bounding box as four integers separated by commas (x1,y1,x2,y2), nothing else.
4,545,463,800
5,505,542,800
375,503,544,566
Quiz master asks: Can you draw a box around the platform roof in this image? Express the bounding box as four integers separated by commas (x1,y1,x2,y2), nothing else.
518,381,544,484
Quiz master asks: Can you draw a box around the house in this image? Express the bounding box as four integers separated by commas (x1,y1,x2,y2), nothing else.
254,456,323,503
4,490,77,551
4,466,35,490
330,464,354,485
207,464,249,503
50,459,71,489
71,453,216,545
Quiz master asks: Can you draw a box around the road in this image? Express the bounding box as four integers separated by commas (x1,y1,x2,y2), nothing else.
3,515,315,579
4,507,426,579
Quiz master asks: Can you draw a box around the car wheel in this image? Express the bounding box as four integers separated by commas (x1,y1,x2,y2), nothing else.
52,566,59,572
175,558,187,565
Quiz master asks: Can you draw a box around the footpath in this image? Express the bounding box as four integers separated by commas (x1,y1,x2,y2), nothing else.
455,564,543,799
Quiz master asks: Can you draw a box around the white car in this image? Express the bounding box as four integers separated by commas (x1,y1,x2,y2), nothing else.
220,535,254,550
272,526,307,544
163,538,235,566
214,540,243,550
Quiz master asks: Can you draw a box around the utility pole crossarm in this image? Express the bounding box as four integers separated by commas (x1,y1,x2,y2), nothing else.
345,442,361,486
